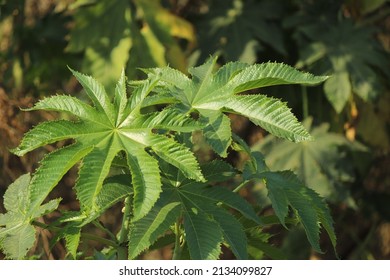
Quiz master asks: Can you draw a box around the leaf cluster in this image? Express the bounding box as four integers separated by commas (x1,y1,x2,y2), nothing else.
1,57,335,259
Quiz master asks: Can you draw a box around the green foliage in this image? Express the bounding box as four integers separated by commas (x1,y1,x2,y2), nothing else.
129,160,258,260
194,0,286,63
292,15,389,113
0,174,60,259
1,0,389,262
12,68,202,221
239,144,337,256
66,0,195,86
2,57,335,260
252,118,367,202
144,58,327,157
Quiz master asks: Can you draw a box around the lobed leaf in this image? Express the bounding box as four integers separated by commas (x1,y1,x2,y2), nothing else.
28,144,93,214
11,120,103,156
229,62,328,93
149,135,205,182
75,138,122,212
124,145,162,221
68,67,116,124
224,95,312,142
261,171,336,253
211,207,248,260
128,191,181,259
27,95,107,125
0,174,60,259
128,109,201,132
199,112,232,158
183,204,223,260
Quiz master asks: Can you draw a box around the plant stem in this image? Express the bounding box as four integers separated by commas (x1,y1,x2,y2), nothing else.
32,220,118,248
233,180,249,193
172,219,182,260
92,220,117,242
302,86,309,119
118,196,132,259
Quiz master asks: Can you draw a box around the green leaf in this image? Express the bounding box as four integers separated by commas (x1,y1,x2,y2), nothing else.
95,175,133,216
13,67,203,220
128,191,181,259
124,145,161,221
150,135,205,182
147,58,325,156
224,95,312,142
0,174,60,259
28,95,105,124
28,143,93,215
210,207,248,259
114,69,128,126
201,160,237,183
229,62,328,93
183,205,223,260
68,67,116,122
129,109,201,132
130,160,254,260
3,173,30,213
67,0,131,86
190,186,260,224
11,120,102,156
295,19,388,111
64,227,81,260
75,137,122,212
195,0,286,63
213,61,249,86
324,71,351,113
200,112,232,157
260,171,336,253
252,117,360,201
0,223,36,260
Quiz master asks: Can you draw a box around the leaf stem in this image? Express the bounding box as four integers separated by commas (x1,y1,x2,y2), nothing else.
302,86,309,119
118,196,132,259
31,220,118,248
92,220,118,242
233,180,249,193
172,219,182,260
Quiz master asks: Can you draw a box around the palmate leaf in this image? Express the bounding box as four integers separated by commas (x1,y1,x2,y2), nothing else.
48,175,133,259
194,0,286,63
260,171,336,253
12,68,203,221
145,57,326,157
128,160,259,260
0,174,60,259
224,95,312,142
295,19,389,113
128,190,181,259
252,117,363,202
243,151,337,255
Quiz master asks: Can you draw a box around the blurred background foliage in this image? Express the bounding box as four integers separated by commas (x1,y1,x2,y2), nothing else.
0,0,389,259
